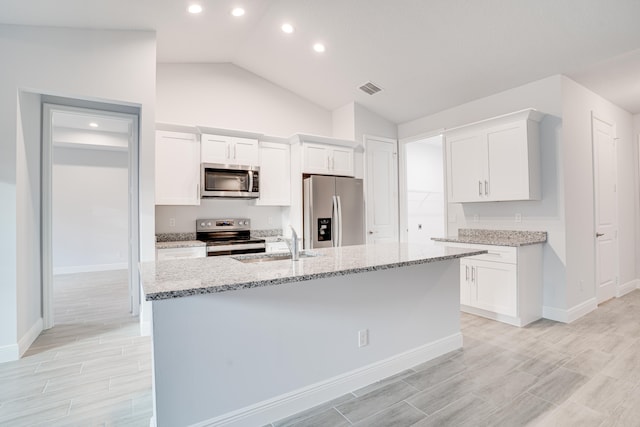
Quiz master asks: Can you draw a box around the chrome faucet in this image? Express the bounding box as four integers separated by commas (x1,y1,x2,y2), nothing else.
279,225,300,261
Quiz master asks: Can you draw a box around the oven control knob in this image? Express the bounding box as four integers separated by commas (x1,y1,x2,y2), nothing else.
207,222,212,227
200,222,206,227
240,220,246,225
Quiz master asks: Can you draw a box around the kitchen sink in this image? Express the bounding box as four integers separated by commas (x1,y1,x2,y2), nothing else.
232,252,319,263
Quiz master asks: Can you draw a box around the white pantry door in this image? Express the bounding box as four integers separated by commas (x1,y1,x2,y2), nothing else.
365,136,399,243
592,114,618,304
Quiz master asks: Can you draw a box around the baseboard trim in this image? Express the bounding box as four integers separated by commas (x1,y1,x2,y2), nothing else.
18,318,43,357
53,262,127,275
618,279,640,297
0,344,19,363
460,305,540,327
190,333,463,427
543,298,597,323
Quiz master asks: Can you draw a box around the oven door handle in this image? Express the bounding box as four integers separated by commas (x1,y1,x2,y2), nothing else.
207,243,266,253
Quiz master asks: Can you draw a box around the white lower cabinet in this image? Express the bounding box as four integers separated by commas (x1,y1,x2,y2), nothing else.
449,242,542,327
156,246,206,261
461,258,517,317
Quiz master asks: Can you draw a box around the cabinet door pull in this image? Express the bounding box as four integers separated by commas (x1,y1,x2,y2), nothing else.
327,156,331,170
471,266,475,282
478,181,482,196
226,144,230,159
233,144,237,159
465,265,469,281
485,180,489,195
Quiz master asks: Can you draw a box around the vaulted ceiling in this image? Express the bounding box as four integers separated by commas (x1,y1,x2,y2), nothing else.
2,0,640,123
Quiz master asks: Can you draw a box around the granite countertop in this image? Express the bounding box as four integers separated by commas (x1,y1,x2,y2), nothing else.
156,240,206,249
140,243,487,301
432,228,547,247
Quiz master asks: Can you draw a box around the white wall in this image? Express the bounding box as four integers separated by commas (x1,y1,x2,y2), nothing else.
15,91,42,351
398,75,567,311
155,201,283,233
332,102,355,140
561,77,636,307
156,63,332,137
52,146,128,273
635,114,640,281
0,24,156,361
405,138,445,243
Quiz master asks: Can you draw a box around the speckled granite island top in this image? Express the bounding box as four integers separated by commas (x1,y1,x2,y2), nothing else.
140,243,487,301
432,228,547,247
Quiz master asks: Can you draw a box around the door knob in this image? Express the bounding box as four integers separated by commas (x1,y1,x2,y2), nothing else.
368,231,374,234
596,232,604,238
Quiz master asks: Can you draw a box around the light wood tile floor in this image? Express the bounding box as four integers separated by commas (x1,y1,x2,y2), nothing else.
270,290,640,427
0,270,152,426
2,272,640,427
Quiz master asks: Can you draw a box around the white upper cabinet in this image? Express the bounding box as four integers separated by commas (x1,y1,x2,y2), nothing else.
256,141,291,206
445,109,543,203
155,130,200,205
302,142,354,177
201,133,259,166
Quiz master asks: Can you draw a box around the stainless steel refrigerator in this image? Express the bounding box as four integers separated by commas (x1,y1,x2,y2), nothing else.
303,175,365,249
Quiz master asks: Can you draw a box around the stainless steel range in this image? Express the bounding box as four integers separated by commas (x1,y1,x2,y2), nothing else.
196,218,266,257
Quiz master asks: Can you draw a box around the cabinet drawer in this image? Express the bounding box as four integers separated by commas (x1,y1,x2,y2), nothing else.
156,247,206,260
437,241,517,263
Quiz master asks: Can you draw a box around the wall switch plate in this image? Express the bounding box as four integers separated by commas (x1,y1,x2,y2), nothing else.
169,218,176,227
358,329,369,348
515,213,522,223
268,216,273,225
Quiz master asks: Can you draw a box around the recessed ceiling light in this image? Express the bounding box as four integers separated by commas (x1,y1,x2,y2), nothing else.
231,7,245,17
313,43,326,53
187,4,203,14
281,23,294,34
89,122,99,128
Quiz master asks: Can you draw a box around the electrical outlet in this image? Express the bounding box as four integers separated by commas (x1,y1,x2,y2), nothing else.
268,216,273,225
358,329,369,348
515,213,522,223
448,213,457,223
473,214,479,223
169,218,176,227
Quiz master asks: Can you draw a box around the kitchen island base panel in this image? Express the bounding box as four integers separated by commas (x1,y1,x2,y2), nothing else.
151,259,461,427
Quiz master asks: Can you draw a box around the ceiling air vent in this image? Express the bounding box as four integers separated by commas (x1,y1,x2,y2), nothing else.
359,81,383,96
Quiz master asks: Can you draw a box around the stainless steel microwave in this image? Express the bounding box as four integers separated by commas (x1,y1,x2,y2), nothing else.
201,163,260,199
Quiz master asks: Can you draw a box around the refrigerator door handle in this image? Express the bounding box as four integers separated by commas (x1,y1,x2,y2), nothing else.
336,195,343,247
332,195,338,247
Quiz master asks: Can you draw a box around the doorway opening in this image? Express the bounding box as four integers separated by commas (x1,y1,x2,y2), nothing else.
42,102,140,330
400,134,446,243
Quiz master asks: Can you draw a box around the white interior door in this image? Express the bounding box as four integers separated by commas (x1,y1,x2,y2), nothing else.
592,114,618,304
365,136,398,243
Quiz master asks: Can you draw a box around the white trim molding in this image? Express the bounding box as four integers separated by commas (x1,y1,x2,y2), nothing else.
543,298,597,323
0,318,43,363
618,279,640,297
18,318,43,357
190,333,463,427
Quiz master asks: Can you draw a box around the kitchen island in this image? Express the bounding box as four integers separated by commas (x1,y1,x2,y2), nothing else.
140,243,485,427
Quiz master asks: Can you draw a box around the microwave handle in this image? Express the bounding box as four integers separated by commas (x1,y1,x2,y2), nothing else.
248,171,254,193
